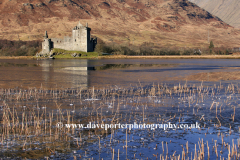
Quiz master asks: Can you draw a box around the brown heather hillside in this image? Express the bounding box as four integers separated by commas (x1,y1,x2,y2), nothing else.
189,0,240,29
0,0,240,48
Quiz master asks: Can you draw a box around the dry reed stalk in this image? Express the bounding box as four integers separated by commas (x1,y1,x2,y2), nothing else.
210,101,215,110
221,133,224,146
166,142,168,155
162,141,164,153
220,105,222,114
126,129,127,148
215,140,218,158
118,149,120,160
228,145,230,160
44,106,47,134
112,148,114,160
182,150,184,160
143,105,144,123
231,139,234,157
194,144,197,160
216,117,221,127
233,106,235,122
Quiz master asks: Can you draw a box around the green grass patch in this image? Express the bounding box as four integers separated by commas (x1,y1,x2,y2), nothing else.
52,48,100,59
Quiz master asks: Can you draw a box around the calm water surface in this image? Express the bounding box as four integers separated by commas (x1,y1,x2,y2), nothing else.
1,58,240,160
0,58,239,89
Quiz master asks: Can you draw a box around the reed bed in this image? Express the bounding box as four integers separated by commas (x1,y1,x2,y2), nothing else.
0,82,239,159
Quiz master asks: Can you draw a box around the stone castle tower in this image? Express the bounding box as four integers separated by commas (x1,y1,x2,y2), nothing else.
42,31,51,54
41,21,97,55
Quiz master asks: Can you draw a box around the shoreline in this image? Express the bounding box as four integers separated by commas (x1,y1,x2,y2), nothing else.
0,56,37,59
0,55,240,59
99,55,240,59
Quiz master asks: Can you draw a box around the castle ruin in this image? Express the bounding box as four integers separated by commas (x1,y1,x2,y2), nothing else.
41,21,97,55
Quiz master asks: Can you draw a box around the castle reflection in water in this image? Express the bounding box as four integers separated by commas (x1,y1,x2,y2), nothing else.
39,59,91,89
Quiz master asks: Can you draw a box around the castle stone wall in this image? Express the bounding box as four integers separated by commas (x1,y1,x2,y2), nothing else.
41,31,51,54
40,21,97,55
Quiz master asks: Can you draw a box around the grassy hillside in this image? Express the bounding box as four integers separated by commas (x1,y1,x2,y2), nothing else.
0,0,239,49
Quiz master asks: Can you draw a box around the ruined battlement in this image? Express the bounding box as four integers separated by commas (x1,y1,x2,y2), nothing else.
40,21,97,55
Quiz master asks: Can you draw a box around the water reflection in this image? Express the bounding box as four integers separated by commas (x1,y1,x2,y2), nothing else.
39,59,90,89
95,63,176,70
0,59,240,89
0,59,90,89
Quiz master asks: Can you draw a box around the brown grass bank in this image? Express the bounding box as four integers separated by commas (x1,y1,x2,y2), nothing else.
99,55,240,59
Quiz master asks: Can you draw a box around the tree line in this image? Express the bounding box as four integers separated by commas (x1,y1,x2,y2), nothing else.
0,39,233,56
0,40,41,56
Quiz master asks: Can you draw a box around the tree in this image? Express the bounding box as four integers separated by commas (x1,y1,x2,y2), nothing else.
209,41,214,54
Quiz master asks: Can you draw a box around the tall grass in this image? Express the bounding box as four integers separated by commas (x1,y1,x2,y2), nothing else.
0,82,239,159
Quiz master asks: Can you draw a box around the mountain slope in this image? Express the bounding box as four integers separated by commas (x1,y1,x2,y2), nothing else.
189,0,240,28
0,0,240,48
